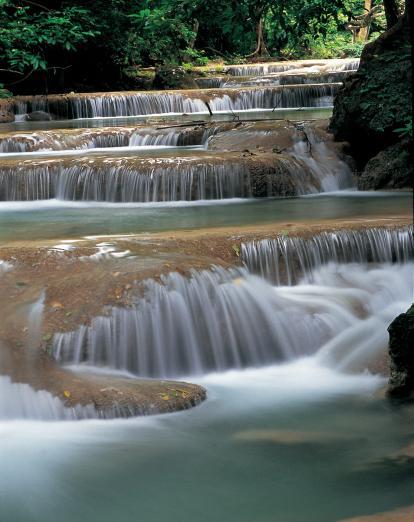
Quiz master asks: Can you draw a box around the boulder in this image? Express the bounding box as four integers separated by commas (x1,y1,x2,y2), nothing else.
0,99,14,123
26,110,53,121
330,13,412,187
358,139,413,190
388,304,414,401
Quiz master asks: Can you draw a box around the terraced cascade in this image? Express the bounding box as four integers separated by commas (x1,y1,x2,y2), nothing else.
0,119,354,202
241,226,414,284
221,58,360,76
1,56,414,522
0,124,214,153
195,59,360,89
51,227,413,378
11,83,340,121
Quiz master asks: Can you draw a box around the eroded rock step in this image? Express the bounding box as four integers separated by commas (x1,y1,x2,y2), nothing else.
0,221,409,417
9,83,340,121
0,120,352,200
196,70,353,89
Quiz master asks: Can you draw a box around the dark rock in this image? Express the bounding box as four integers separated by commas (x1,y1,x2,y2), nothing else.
26,110,53,121
388,304,414,401
330,13,412,186
358,139,413,190
0,99,14,123
152,66,198,90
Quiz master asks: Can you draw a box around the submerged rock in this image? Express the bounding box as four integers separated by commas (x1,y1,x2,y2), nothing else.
388,304,414,400
26,110,53,121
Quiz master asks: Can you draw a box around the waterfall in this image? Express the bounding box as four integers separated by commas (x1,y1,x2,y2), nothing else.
12,84,339,120
226,64,295,76
241,227,414,284
0,138,31,153
52,261,413,378
195,77,226,89
0,375,98,421
27,291,45,352
208,84,340,111
129,127,206,147
225,59,359,76
0,143,350,202
221,71,351,88
0,260,12,271
290,125,352,191
0,127,209,153
0,161,253,201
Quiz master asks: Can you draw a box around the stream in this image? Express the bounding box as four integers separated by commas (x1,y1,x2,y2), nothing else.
1,57,413,522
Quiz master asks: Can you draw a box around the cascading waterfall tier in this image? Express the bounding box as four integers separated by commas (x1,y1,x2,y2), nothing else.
0,157,253,201
241,227,414,285
196,72,351,89
224,58,360,76
52,259,414,378
0,142,350,201
12,84,340,120
0,125,214,153
220,71,352,88
0,375,98,420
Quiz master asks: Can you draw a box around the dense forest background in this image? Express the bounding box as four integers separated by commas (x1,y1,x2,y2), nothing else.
0,0,405,93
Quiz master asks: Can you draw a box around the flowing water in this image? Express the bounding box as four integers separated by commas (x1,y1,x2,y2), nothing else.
53,261,413,377
12,84,339,120
1,58,413,522
0,192,410,242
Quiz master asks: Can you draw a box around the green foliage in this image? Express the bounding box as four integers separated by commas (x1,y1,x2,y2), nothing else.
0,0,398,91
128,3,197,65
0,87,13,98
394,119,413,140
0,1,97,75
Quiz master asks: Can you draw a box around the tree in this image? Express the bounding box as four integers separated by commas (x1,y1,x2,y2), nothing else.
0,0,97,84
383,0,400,28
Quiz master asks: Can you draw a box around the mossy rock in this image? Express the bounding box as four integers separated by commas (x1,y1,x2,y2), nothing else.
152,66,198,90
388,304,414,401
330,15,412,166
358,139,413,190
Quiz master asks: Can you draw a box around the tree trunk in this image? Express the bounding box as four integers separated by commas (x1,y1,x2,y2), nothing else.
357,0,372,41
383,0,400,29
246,18,270,59
188,19,199,49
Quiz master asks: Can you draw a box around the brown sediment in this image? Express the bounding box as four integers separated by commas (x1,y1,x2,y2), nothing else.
0,119,315,154
338,506,414,522
0,121,230,152
1,215,410,333
0,216,409,415
2,343,206,417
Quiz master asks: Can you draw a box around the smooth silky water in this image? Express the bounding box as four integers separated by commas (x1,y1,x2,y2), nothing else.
0,192,411,242
1,58,413,521
0,107,332,133
1,261,414,522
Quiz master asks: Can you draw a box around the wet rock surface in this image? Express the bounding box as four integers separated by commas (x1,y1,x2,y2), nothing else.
0,99,14,123
330,14,412,190
388,304,414,401
358,139,413,190
26,110,53,121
